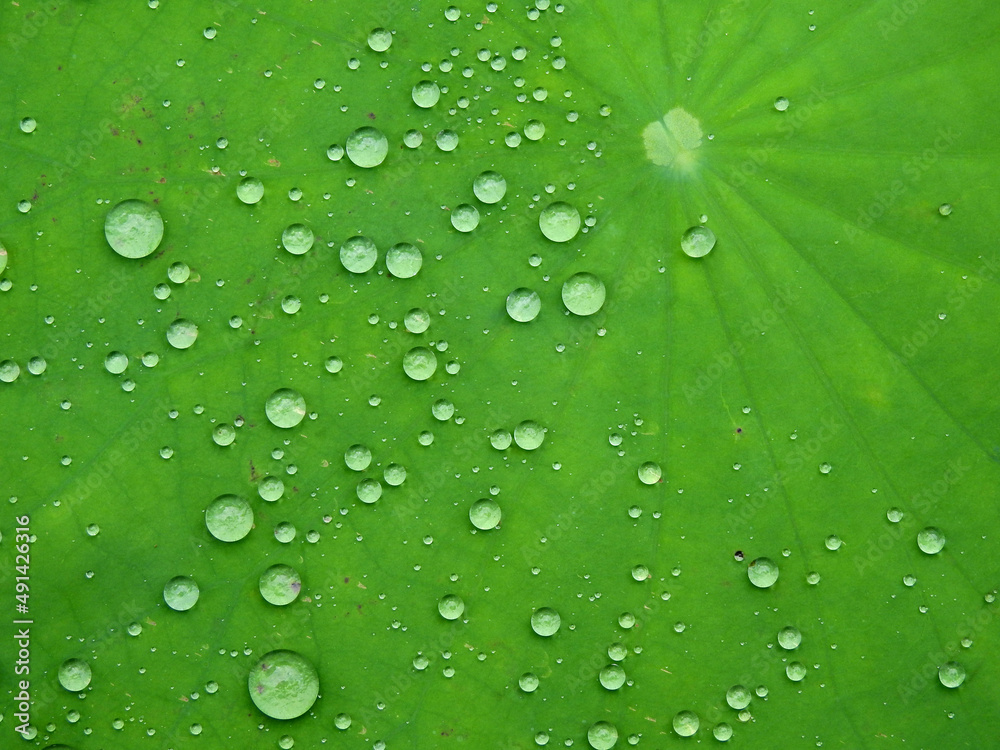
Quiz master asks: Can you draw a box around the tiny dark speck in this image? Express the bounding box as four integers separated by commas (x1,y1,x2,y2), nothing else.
367,112,376,120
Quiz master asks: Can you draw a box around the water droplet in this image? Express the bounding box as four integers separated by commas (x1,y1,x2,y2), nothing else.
672,711,699,737
412,80,441,108
938,203,953,216
785,662,807,681
469,498,501,530
726,684,751,709
247,650,319,720
438,594,465,620
514,420,545,450
887,507,904,523
334,713,352,730
432,399,455,421
386,242,422,278
435,129,459,151
519,672,539,693
259,564,302,606
806,571,821,585
281,295,301,314
631,564,649,581
588,721,618,749
340,235,378,273
599,663,626,690
167,261,190,283
58,658,92,691
680,225,716,258
405,308,431,333
325,356,344,373
903,574,917,587
326,144,345,162
212,424,236,446
205,495,253,542
638,461,661,485
473,171,507,204
104,351,129,374
367,27,392,52
274,521,297,543
819,462,832,474
104,200,164,259
346,127,388,168
166,319,198,349
163,575,200,611
938,662,966,688
19,117,36,133
917,527,945,554
713,723,733,742
538,202,581,242
127,621,142,636
618,612,635,628
530,607,560,636
403,346,438,380
237,176,264,204
451,204,480,232
774,96,789,111
747,557,779,588
506,288,541,322
490,429,512,450
777,626,801,650
265,388,306,428
562,272,606,316
825,534,842,551
357,478,383,504
384,463,407,486
282,224,314,255
345,444,372,471
524,119,546,141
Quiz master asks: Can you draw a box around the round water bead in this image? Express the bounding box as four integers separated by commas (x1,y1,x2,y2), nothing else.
167,261,190,283
530,607,560,636
104,351,129,374
469,498,501,530
163,575,199,611
714,723,733,741
539,201,580,242
386,242,422,278
340,235,378,273
938,661,966,688
599,663,625,690
608,643,628,661
514,420,545,450
0,245,6,274
282,224,314,255
357,478,382,504
259,564,302,606
435,129,459,151
325,356,343,373
673,711,699,737
524,119,545,141
265,388,306,428
785,662,807,681
105,200,164,258
506,288,541,322
518,672,539,693
562,272,606,315
490,429,512,450
917,527,946,554
774,96,789,111
258,476,284,501
58,658,92,692
232,178,266,211
438,594,465,620
411,80,440,108
588,721,618,750
451,203,480,232
403,346,438,380
367,27,392,52
681,225,716,258
404,308,431,333
473,170,507,204
205,495,254,542
384,463,406,486
747,557,779,588
777,626,801,650
346,126,388,168
247,650,319,720
638,461,661,484
166,319,198,349
726,684,751,710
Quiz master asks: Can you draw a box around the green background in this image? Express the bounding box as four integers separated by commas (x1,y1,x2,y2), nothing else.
1,0,998,747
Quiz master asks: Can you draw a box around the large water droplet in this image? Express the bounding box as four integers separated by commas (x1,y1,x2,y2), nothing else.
672,711,699,737
411,80,441,108
105,200,163,258
599,663,625,690
587,721,618,750
282,224,314,255
104,351,129,375
438,594,465,620
562,272,606,316
163,575,200,611
713,723,733,742
357,478,382,504
340,235,378,273
917,527,945,554
637,461,661,485
346,127,388,168
367,27,392,52
530,607,560,636
345,444,373,471
777,626,801,650
519,672,539,693
404,308,431,333
514,420,545,450
473,171,507,204
0,244,8,275
785,662,806,681
0,359,19,383
938,661,966,688
681,226,716,258
247,650,320,720
469,498,501,530
451,204,480,232
265,388,306,428
539,202,580,242
386,242,422,278
403,346,438,380
259,564,302,606
259,476,284,501
205,494,254,542
506,288,541,322
166,319,198,349
58,658,92,691
747,557,779,588
435,129,459,151
237,176,264,204
726,684,751,709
